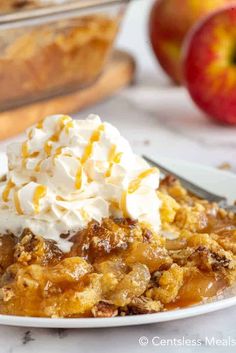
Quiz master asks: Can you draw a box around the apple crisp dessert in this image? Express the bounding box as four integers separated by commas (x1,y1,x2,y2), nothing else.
0,114,235,318
0,176,235,317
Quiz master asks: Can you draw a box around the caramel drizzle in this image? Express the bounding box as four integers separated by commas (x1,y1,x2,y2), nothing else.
21,141,29,168
2,179,15,202
34,116,72,170
14,191,23,215
65,121,74,134
36,120,43,129
75,164,82,189
33,185,47,214
27,119,44,141
22,141,29,158
13,185,47,215
128,168,157,193
52,146,64,163
81,124,104,164
27,122,104,192
44,136,57,156
110,200,120,211
56,195,65,201
120,168,158,217
28,129,33,139
44,116,72,156
106,145,123,177
34,160,42,172
3,117,74,214
120,192,129,218
81,209,89,221
21,140,40,168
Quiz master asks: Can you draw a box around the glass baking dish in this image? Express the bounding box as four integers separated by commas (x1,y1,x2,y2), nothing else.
0,0,130,111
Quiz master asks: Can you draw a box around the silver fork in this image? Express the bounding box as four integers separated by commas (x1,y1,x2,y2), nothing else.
143,156,236,213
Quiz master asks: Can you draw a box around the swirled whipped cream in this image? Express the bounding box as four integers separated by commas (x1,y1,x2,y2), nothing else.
0,114,161,252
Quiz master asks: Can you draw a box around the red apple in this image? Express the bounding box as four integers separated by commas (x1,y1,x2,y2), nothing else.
149,0,233,84
183,5,236,124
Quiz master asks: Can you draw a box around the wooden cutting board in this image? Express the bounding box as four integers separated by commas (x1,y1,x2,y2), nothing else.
0,50,135,140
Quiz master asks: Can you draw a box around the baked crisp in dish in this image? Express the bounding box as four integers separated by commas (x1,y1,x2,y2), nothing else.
0,114,235,318
0,1,119,108
0,0,38,12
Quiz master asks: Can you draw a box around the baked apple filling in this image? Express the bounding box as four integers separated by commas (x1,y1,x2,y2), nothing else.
0,177,235,317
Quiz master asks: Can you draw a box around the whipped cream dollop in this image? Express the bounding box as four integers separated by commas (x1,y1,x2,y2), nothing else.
0,114,161,252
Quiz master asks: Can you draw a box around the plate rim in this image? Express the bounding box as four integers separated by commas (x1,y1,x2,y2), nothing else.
0,295,236,328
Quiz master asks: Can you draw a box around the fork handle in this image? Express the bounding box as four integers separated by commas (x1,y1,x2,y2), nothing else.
220,204,236,213
143,156,227,204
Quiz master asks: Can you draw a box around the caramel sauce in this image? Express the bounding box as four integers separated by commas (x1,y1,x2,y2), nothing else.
21,141,29,168
51,147,74,168
13,181,46,215
57,205,67,212
81,124,104,164
21,141,29,158
120,168,158,217
65,121,74,134
27,120,44,140
36,120,43,129
21,140,40,168
22,152,40,168
110,200,120,210
44,116,71,156
34,159,42,172
75,164,82,189
33,185,47,214
21,141,39,159
56,195,66,201
28,129,33,139
166,271,227,310
14,191,23,215
81,209,89,221
128,168,157,193
52,146,64,164
120,191,129,218
105,145,122,178
2,179,15,202
44,135,58,156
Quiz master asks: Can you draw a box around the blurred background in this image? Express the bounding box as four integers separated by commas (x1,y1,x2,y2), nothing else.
118,0,169,84
0,0,235,171
86,0,236,171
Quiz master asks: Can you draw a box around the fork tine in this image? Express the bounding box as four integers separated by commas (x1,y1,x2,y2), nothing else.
143,155,227,204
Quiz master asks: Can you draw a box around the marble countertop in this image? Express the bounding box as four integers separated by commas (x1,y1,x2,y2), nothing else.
0,0,236,352
1,306,236,353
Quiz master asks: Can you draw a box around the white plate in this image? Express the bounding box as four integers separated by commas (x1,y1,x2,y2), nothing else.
0,154,236,328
